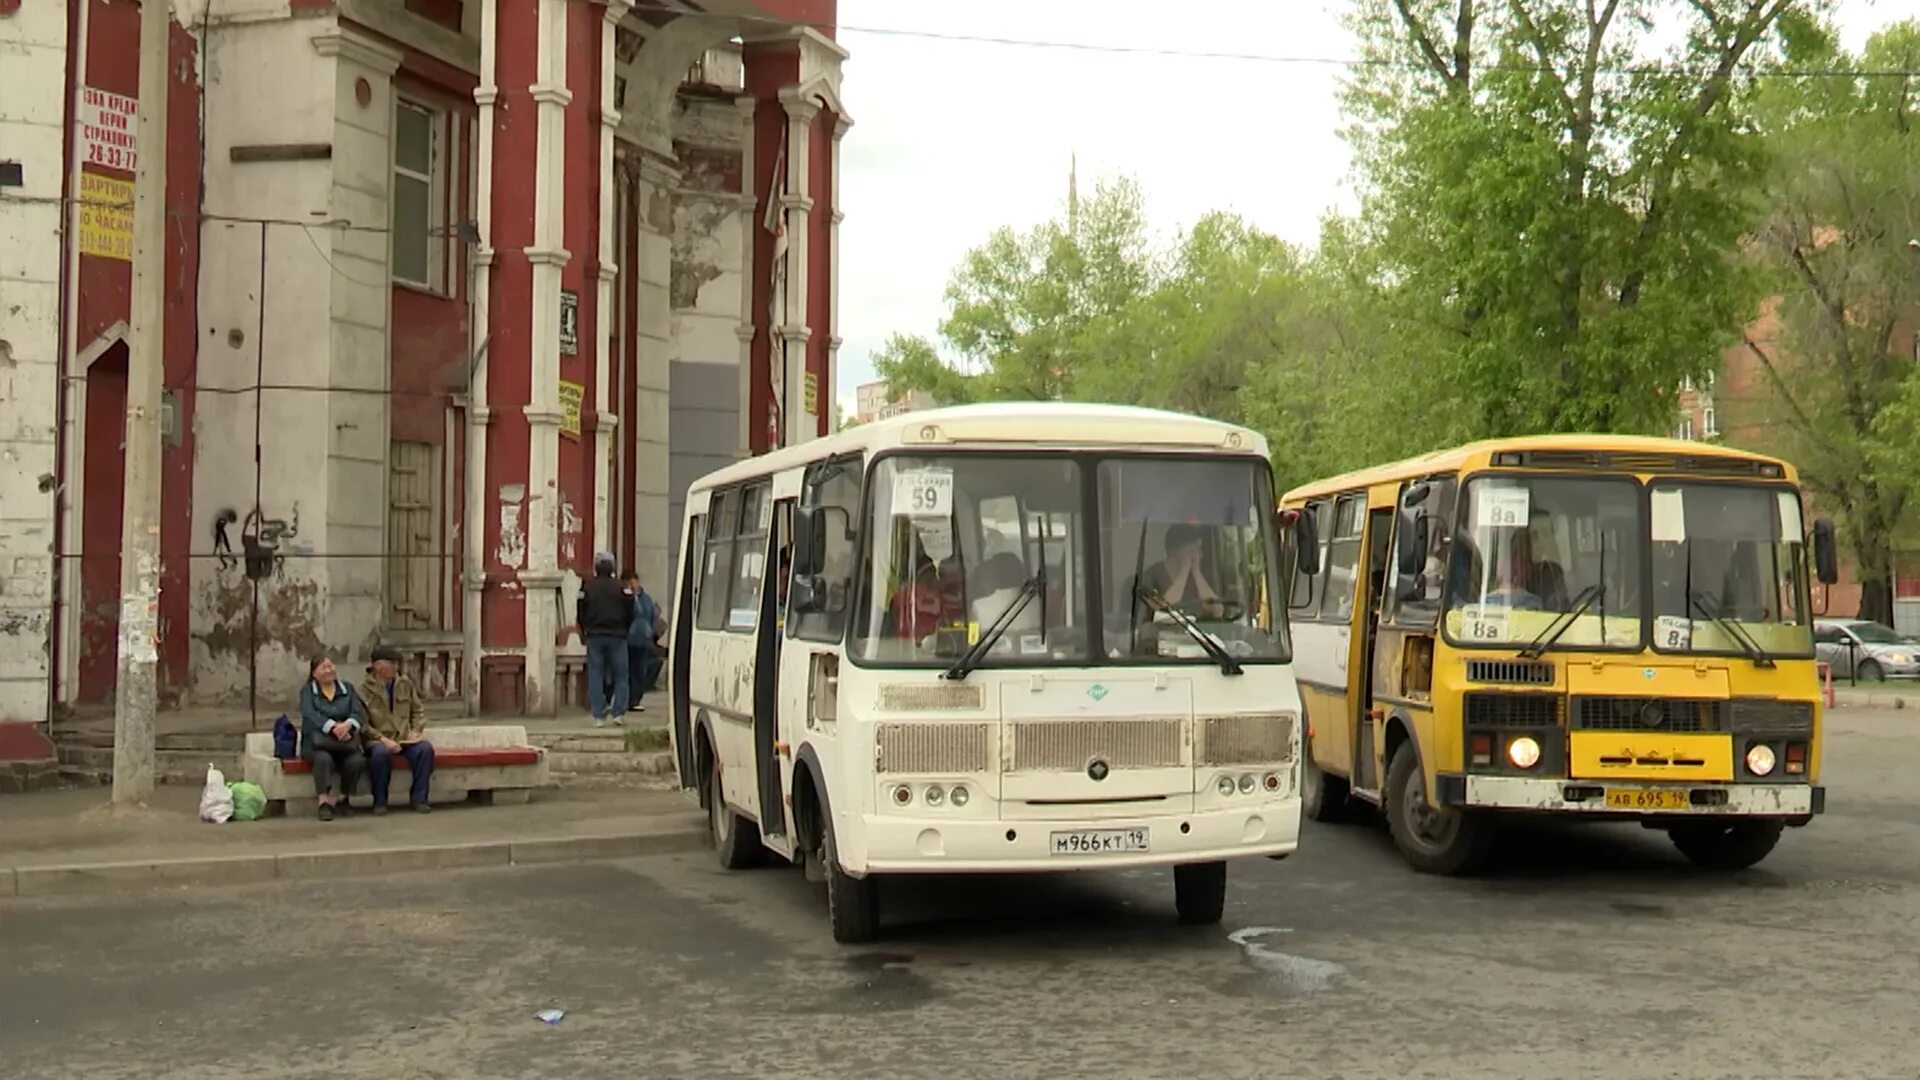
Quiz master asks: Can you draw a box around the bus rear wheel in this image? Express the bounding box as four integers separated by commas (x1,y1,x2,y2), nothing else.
1386,742,1491,875
708,753,762,870
1173,861,1227,925
1669,820,1783,870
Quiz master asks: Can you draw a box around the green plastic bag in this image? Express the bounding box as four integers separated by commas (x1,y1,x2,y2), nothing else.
227,780,267,822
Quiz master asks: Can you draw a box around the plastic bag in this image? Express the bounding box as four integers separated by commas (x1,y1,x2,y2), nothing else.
227,780,267,822
199,765,234,824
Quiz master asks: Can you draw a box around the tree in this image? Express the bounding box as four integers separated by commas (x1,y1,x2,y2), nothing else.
871,332,979,407
1343,0,1813,435
1742,17,1920,624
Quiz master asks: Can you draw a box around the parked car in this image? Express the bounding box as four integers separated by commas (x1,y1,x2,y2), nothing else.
1814,618,1920,682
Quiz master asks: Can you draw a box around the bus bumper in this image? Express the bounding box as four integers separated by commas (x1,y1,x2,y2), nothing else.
856,800,1301,874
1435,774,1823,821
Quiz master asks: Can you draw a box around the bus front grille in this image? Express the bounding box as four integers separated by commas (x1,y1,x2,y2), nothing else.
875,722,992,775
1009,718,1185,773
1572,696,1725,733
1198,714,1295,765
1463,692,1562,728
1730,698,1815,737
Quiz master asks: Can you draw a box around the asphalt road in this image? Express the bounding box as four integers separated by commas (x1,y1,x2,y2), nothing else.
4,706,1919,1080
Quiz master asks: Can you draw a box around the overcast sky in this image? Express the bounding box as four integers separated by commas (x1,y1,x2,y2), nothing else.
830,0,1904,414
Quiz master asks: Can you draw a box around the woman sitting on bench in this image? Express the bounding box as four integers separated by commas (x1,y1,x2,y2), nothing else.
299,655,368,822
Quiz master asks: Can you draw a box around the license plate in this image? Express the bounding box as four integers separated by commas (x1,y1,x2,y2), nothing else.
1604,788,1691,811
1049,828,1150,855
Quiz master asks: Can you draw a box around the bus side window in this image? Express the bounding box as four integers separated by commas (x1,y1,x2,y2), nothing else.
793,455,864,645
697,491,739,631
1320,496,1366,622
1387,476,1456,628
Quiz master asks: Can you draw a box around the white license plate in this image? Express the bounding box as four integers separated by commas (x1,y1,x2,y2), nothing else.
1049,828,1150,855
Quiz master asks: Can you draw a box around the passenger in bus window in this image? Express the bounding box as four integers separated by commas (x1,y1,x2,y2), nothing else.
1139,524,1224,619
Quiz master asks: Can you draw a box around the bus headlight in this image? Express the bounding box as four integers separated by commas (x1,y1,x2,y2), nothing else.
1746,744,1777,777
890,785,913,807
1237,774,1257,794
925,785,945,807
1508,736,1541,769
949,785,969,807
1217,775,1237,797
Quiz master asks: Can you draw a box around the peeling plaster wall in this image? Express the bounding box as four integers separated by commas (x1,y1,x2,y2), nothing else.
188,14,392,702
0,0,64,722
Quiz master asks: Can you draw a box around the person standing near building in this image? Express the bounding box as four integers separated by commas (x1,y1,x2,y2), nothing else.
358,645,436,814
578,551,633,727
621,569,662,713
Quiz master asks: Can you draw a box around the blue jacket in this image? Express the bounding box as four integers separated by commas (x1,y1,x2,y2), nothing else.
628,588,660,648
299,679,366,750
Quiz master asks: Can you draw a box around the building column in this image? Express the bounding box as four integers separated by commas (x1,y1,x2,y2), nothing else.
631,149,678,595
592,1,633,566
776,88,817,449
733,94,758,458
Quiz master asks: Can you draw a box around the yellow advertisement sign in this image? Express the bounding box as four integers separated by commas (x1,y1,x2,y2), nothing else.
79,171,134,262
803,371,819,416
558,380,583,439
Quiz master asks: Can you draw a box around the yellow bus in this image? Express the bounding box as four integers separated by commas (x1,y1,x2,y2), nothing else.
1280,435,1839,874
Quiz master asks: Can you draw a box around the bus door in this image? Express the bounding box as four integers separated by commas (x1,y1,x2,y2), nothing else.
752,500,793,838
1352,506,1393,792
671,510,706,790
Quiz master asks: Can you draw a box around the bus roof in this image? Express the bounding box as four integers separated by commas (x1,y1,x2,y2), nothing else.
688,402,1268,494
1281,433,1798,503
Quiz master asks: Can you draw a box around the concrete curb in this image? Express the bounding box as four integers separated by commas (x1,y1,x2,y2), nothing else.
4,819,707,899
1833,690,1912,710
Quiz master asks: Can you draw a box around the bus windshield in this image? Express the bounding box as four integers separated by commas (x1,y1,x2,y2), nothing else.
1445,475,1645,649
852,453,1288,668
1649,483,1813,657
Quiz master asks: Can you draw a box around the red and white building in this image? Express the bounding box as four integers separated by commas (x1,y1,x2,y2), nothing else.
0,0,848,724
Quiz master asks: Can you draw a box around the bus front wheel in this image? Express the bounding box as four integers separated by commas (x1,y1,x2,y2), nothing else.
1302,752,1350,823
1386,742,1491,876
1669,820,1783,870
1173,861,1227,925
819,794,880,944
708,753,762,870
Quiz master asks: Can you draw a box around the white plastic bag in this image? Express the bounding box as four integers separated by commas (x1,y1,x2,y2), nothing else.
199,764,234,824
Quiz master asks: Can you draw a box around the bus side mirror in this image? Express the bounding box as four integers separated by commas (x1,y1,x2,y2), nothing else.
1282,509,1319,576
1812,517,1839,585
1396,510,1428,577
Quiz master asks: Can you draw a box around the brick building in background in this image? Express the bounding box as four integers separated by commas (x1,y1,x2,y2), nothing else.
0,0,849,726
1672,298,1920,633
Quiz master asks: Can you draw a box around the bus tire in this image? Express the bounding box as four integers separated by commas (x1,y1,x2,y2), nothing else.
1669,820,1783,871
708,753,762,870
1385,741,1491,876
1173,861,1227,925
1301,752,1350,823
823,817,880,944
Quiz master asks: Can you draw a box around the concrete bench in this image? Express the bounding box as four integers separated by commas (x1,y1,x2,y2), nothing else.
242,725,550,818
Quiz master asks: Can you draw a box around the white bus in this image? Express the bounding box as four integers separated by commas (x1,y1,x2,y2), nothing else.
670,403,1316,942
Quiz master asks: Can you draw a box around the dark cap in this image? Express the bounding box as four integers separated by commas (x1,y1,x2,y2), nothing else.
369,645,402,665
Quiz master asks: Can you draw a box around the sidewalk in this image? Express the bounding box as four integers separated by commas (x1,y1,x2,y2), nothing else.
0,784,705,899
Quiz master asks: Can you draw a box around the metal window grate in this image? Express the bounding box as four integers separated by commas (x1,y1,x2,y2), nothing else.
1730,698,1815,737
1198,714,1295,766
1572,696,1726,733
1466,660,1556,686
1009,718,1184,772
875,723,992,775
1463,693,1562,728
876,683,986,712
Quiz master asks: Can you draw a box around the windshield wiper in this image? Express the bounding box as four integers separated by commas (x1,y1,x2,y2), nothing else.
1688,589,1775,669
943,574,1044,681
1518,584,1603,660
1136,586,1243,676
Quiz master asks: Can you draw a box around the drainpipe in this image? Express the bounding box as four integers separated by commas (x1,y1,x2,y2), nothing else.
49,0,94,733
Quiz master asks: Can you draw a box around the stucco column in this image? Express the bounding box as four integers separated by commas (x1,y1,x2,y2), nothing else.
631,149,678,596
592,0,633,566
776,88,816,449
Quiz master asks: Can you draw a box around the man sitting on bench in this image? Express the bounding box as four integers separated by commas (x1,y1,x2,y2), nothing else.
359,645,436,814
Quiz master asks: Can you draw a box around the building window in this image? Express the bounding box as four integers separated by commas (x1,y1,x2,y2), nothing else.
392,99,445,291
1702,403,1719,438
1677,416,1695,441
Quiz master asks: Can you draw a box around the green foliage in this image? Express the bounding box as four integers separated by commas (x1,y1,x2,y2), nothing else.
1341,0,1811,436
1742,17,1920,620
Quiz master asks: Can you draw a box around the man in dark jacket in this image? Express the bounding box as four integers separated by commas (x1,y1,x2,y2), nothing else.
577,550,634,727
622,569,663,712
